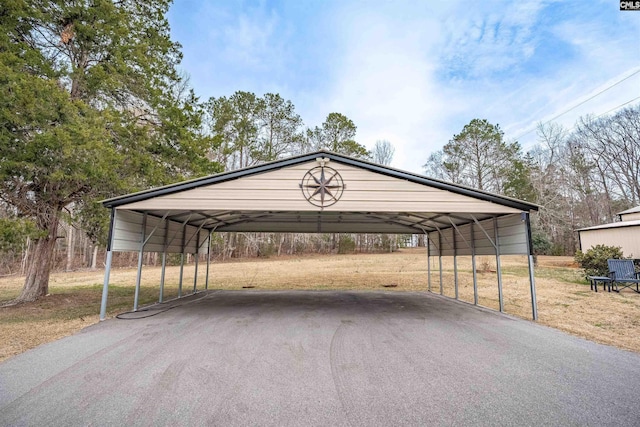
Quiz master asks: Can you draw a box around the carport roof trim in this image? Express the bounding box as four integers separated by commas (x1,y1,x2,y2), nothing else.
102,149,538,212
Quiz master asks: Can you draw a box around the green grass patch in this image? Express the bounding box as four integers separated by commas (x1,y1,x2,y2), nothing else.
0,284,187,324
573,291,592,297
0,288,21,302
501,266,585,284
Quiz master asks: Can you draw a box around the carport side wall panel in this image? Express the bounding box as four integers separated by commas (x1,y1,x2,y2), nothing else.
113,162,522,214
111,210,209,254
427,214,528,256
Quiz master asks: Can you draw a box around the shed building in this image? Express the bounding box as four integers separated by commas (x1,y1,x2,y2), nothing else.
618,206,640,222
578,206,640,258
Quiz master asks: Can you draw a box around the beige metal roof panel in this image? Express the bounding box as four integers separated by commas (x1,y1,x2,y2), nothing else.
116,161,521,214
617,205,640,215
105,151,535,254
577,219,640,231
103,151,538,212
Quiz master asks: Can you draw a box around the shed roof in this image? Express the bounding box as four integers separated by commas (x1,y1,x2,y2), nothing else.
577,219,640,232
618,206,640,215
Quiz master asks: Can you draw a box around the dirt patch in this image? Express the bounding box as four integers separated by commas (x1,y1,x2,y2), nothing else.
537,256,580,268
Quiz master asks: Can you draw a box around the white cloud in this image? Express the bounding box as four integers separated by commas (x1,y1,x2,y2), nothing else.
438,0,546,80
312,5,453,172
310,2,553,172
169,2,291,98
220,8,283,70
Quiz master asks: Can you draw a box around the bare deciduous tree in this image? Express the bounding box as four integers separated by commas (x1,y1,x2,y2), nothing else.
372,140,395,165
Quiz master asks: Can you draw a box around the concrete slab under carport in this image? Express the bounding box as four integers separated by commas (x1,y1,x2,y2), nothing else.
1,290,639,426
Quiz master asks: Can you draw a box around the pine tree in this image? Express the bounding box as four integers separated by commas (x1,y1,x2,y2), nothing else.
0,0,219,302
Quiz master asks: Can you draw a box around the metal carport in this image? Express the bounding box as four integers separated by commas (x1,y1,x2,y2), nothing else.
100,150,539,320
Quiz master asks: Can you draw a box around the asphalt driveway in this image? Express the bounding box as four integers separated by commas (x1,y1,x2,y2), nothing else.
1,290,639,426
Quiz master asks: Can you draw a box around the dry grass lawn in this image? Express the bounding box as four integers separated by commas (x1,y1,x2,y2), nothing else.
1,248,639,362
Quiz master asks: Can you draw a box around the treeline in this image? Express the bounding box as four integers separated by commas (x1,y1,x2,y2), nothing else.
4,102,637,278
204,93,372,169
424,105,640,255
530,106,640,253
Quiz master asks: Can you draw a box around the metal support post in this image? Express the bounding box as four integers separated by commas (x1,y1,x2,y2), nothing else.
133,212,147,312
471,214,508,311
178,221,186,298
453,227,459,300
426,234,431,292
494,217,504,312
528,254,538,320
159,219,169,303
205,230,212,290
431,224,456,297
193,232,199,294
448,218,475,303
471,222,478,305
100,209,117,321
438,232,443,295
523,212,538,320
160,214,192,300
100,251,113,320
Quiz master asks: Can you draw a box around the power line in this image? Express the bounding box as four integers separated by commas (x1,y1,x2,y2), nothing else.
594,96,640,118
520,96,640,151
559,96,640,136
514,69,640,141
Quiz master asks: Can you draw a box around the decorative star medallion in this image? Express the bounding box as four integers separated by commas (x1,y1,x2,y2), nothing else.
300,165,345,208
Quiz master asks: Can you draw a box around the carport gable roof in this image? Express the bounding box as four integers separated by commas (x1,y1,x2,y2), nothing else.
99,150,540,252
98,150,541,320
102,150,538,212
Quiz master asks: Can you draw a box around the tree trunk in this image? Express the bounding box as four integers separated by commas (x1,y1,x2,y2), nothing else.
90,245,98,270
21,238,31,276
65,223,74,271
277,234,284,257
17,212,60,302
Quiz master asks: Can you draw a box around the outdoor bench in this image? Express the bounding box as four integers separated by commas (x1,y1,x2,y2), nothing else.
588,276,613,292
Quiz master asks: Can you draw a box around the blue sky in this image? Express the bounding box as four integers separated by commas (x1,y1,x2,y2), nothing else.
168,0,640,173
